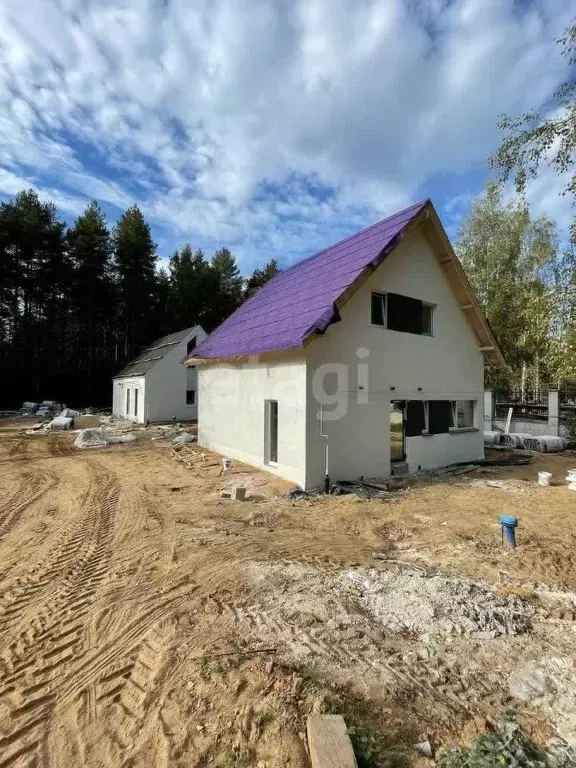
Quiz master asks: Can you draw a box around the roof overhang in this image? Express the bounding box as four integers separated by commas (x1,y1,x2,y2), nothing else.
420,202,505,367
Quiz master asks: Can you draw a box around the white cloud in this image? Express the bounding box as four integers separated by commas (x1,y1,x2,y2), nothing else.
0,0,573,268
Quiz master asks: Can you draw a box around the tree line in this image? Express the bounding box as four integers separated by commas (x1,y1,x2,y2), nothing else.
456,182,576,392
460,17,576,394
0,190,278,407
1,18,574,407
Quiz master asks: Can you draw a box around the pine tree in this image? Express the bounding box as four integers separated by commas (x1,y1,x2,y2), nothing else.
68,202,114,397
112,205,158,360
150,265,173,338
205,247,243,329
244,258,279,298
169,245,213,329
0,190,67,401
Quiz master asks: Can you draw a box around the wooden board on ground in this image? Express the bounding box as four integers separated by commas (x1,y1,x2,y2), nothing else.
307,714,358,768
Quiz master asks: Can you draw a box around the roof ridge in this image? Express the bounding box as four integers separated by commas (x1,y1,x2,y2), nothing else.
277,199,429,276
189,200,429,360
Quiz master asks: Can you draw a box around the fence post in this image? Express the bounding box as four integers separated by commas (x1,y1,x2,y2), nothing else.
483,389,493,431
548,389,559,436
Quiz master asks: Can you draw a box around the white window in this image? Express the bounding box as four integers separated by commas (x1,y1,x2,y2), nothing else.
451,400,475,429
186,389,196,405
264,400,278,464
371,292,387,326
423,401,430,434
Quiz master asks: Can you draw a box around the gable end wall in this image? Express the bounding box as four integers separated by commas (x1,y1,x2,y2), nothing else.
305,226,485,488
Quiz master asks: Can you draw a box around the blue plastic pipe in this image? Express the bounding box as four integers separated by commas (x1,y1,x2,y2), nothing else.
500,515,518,550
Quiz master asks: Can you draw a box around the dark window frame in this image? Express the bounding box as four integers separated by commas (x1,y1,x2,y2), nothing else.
371,291,435,336
186,389,196,405
371,292,386,326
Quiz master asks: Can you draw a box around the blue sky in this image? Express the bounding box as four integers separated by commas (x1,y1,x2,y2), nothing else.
0,0,573,274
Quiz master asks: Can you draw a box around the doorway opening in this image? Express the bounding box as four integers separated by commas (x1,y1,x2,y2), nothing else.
390,401,406,462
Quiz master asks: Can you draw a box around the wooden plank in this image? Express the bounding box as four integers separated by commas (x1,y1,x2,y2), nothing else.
307,715,358,768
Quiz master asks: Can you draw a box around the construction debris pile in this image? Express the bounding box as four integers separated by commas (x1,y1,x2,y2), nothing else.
247,562,535,640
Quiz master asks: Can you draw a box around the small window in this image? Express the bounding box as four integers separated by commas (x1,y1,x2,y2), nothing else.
134,388,139,418
371,292,386,326
186,389,196,405
264,400,278,464
452,400,475,428
187,337,197,355
371,292,434,336
126,388,131,415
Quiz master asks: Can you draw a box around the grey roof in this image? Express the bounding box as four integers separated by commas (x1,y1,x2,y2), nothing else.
113,326,200,378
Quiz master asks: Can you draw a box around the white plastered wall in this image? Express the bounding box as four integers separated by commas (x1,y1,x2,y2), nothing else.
143,328,207,422
305,226,485,488
112,376,146,423
112,328,206,424
197,352,307,487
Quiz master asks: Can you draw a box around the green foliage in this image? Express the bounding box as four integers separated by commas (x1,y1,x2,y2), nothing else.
113,205,158,360
438,715,574,768
0,189,257,406
203,247,244,329
490,19,576,241
244,258,280,298
0,189,68,397
456,181,558,388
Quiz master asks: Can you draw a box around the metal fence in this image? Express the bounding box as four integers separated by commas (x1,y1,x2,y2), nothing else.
493,387,549,422
559,384,576,427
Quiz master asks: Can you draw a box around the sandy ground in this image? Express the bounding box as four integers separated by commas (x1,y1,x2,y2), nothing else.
1,421,576,767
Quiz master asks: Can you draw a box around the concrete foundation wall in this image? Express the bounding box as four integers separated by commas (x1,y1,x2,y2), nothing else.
197,353,307,487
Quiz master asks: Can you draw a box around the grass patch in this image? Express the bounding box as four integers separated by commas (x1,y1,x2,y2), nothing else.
437,715,575,768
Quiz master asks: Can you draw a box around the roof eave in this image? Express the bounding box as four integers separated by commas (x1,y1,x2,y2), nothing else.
300,203,431,348
420,202,506,368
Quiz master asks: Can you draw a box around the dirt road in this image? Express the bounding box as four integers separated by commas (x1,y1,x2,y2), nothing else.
1,424,576,766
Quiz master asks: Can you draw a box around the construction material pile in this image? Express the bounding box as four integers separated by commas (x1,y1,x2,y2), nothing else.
522,436,567,452
484,431,567,453
74,428,136,449
500,432,533,448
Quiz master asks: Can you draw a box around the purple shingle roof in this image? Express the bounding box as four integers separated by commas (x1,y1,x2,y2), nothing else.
189,200,428,360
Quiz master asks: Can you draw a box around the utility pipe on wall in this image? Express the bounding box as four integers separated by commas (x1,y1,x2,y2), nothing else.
319,396,330,493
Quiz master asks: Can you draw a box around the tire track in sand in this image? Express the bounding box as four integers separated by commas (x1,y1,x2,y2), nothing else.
0,470,57,543
0,460,119,768
217,600,511,725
